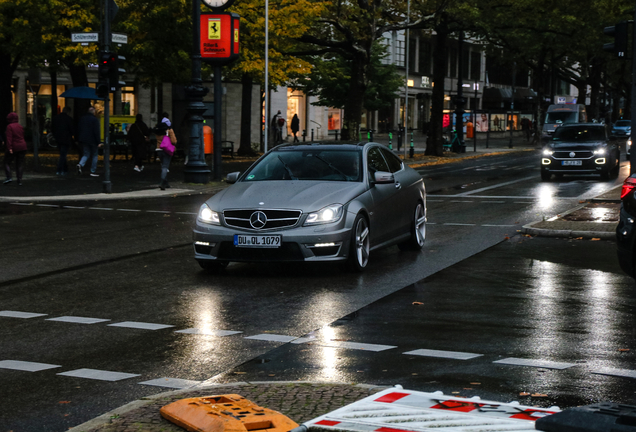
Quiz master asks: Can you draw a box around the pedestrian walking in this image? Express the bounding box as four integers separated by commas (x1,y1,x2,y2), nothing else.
271,110,281,143
291,114,300,143
3,112,27,185
157,117,177,190
52,106,75,175
127,114,150,172
76,107,101,177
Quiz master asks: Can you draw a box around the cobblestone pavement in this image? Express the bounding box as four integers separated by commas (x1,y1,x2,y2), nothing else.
70,383,390,432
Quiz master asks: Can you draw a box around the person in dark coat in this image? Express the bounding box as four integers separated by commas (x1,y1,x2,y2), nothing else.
4,112,27,185
127,114,150,172
291,114,300,143
52,106,75,175
76,107,102,177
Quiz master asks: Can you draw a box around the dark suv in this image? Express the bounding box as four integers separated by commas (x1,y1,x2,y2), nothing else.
540,123,619,181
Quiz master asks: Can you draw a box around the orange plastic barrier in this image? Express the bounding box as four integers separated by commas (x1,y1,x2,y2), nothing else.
466,121,474,138
160,394,299,432
204,125,214,154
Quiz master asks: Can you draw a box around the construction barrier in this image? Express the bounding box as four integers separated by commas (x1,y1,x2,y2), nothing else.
160,393,299,432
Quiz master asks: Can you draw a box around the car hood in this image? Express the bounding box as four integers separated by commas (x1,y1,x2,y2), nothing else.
206,181,368,211
551,141,607,150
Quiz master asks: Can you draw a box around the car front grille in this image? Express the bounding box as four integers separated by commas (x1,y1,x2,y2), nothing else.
217,242,304,261
552,150,594,159
223,209,302,230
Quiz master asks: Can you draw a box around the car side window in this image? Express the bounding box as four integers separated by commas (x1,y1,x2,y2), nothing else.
367,147,390,183
380,148,403,173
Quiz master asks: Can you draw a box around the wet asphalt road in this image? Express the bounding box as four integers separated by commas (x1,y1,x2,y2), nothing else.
1,150,635,431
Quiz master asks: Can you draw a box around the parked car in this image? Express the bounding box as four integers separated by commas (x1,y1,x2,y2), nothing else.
541,104,587,141
193,142,427,272
617,174,636,278
611,120,631,137
540,123,620,181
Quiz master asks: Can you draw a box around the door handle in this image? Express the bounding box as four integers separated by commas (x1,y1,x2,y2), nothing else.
395,182,401,189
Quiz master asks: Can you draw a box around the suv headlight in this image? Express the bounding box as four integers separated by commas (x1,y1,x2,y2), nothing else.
198,203,220,225
304,204,344,225
543,149,553,156
594,148,606,155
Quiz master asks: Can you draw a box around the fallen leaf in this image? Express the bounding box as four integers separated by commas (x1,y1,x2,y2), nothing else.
268,374,276,376
463,388,473,390
504,236,510,240
591,238,601,241
531,393,548,397
452,391,460,394
574,237,583,240
412,373,418,375
233,371,246,375
519,392,530,396
470,382,481,385
579,200,586,204
620,348,630,352
58,401,71,404
412,301,424,305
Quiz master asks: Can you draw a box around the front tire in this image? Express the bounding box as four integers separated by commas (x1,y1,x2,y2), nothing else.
541,170,551,181
398,202,426,251
348,214,370,272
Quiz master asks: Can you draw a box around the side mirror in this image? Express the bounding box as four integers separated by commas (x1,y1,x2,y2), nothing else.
373,171,394,184
226,172,240,184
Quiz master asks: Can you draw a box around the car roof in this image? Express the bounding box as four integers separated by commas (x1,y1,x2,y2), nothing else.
558,123,605,128
272,141,373,152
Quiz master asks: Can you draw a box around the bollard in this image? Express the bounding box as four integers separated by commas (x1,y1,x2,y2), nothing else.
335,130,339,141
389,132,393,150
370,130,374,141
367,130,371,141
409,131,414,158
302,129,306,142
397,129,402,151
311,129,314,141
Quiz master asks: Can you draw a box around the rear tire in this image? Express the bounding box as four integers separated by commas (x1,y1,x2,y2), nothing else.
398,202,426,251
198,260,228,274
348,214,370,272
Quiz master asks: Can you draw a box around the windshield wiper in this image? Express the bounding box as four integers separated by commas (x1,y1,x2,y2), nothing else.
314,154,350,181
277,156,298,180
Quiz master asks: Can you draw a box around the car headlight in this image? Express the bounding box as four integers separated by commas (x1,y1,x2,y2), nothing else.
304,204,344,225
594,148,606,155
543,149,553,156
198,203,220,225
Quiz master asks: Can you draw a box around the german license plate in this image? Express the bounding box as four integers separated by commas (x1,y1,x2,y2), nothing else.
234,234,281,248
562,160,582,166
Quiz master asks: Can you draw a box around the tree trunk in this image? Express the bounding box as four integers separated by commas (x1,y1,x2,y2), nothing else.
0,52,19,133
69,63,90,124
50,67,58,117
238,73,255,155
341,53,367,140
426,22,448,156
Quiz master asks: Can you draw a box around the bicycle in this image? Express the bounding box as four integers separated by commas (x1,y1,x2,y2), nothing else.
40,118,57,149
443,130,460,152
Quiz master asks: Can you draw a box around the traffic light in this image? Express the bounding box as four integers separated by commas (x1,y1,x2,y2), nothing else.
96,51,112,98
603,21,628,58
104,53,125,90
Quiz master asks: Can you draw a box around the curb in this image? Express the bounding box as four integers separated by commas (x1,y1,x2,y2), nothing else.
520,223,616,240
67,381,391,432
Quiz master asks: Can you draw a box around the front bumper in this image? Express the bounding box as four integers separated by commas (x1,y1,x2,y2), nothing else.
541,155,609,174
193,217,354,263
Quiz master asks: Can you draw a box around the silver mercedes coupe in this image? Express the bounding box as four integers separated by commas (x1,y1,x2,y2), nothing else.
193,141,426,272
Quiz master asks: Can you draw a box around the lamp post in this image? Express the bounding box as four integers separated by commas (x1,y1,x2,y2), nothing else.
264,0,269,153
403,0,410,160
183,0,211,184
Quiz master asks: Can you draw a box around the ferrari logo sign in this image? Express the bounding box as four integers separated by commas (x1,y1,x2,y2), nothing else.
208,18,221,40
200,12,240,65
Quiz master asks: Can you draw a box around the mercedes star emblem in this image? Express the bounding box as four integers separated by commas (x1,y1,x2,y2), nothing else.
569,152,576,158
250,211,267,229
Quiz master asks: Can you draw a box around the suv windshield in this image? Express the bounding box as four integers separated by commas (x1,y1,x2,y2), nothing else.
615,120,631,127
243,149,362,182
552,126,605,142
545,112,577,124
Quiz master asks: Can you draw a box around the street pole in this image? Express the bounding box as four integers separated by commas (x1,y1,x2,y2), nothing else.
102,0,112,193
184,0,211,183
455,31,465,153
264,0,269,153
509,61,515,149
213,65,222,180
632,7,636,175
403,0,410,160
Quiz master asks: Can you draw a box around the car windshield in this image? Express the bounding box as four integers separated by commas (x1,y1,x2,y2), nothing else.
615,120,631,127
243,149,362,182
545,112,577,124
552,126,605,142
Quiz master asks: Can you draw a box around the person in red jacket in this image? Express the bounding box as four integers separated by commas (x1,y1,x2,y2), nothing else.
4,112,27,185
